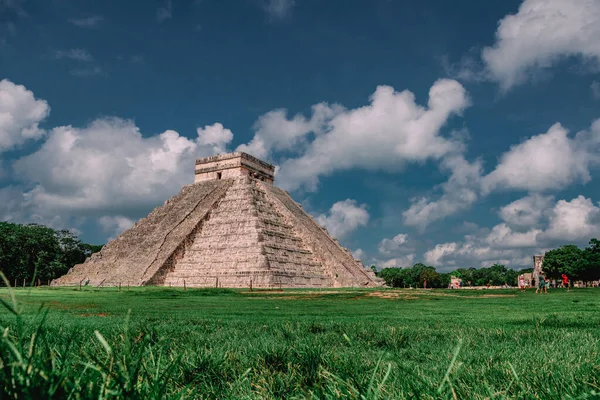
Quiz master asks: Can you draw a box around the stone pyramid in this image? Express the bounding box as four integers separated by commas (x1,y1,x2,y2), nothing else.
53,152,382,288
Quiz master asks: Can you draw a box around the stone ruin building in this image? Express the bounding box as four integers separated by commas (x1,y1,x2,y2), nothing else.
532,255,544,285
53,152,382,288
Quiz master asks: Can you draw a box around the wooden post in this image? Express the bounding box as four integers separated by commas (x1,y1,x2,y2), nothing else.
119,282,121,292
23,278,25,288
184,280,187,291
250,279,253,292
37,279,40,288
215,277,219,288
79,280,82,291
14,279,16,288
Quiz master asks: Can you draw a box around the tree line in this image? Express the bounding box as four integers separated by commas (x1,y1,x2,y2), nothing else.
374,238,600,288
0,222,103,286
374,263,521,288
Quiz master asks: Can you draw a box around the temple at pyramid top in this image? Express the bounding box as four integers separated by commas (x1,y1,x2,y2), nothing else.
195,152,275,184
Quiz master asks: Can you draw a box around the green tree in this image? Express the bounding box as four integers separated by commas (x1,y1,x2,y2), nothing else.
0,222,103,285
542,245,585,280
581,238,600,281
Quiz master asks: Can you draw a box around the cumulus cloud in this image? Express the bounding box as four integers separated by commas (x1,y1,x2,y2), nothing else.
98,215,135,240
69,16,103,28
378,233,409,255
405,119,600,228
351,248,365,260
498,194,553,229
538,195,600,242
483,122,599,193
379,254,416,268
374,233,416,268
315,199,369,238
485,223,541,249
424,236,541,270
0,79,236,236
236,104,343,159
403,154,482,229
257,79,469,191
13,117,233,220
0,79,50,151
424,194,600,270
196,123,233,154
481,0,600,90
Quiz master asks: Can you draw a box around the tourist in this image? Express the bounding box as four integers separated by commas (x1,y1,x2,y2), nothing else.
536,275,547,294
562,274,569,291
519,276,525,292
552,279,556,289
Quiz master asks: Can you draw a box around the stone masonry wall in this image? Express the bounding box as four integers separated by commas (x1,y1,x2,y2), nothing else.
161,177,331,288
52,180,231,286
262,183,381,287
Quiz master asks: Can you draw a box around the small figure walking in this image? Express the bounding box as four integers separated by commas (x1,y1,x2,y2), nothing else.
562,274,569,291
519,276,526,292
536,275,547,294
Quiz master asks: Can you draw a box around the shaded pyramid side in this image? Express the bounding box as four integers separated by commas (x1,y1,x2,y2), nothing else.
52,179,232,286
154,177,332,288
262,183,382,287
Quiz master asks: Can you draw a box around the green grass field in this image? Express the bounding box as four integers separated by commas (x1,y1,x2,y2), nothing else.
1,286,599,399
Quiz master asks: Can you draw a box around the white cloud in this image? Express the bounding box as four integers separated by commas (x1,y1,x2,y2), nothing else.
68,16,103,28
196,123,233,154
0,185,27,221
262,79,469,191
483,122,596,193
403,154,482,229
157,0,172,23
378,233,409,255
498,194,553,229
424,237,541,270
374,233,417,268
98,215,135,240
481,0,600,90
410,119,600,226
351,248,365,260
236,104,342,159
485,223,541,249
315,199,369,238
13,117,232,220
424,242,458,266
379,254,416,268
0,79,50,151
263,0,295,20
53,48,93,62
424,194,600,270
538,195,600,242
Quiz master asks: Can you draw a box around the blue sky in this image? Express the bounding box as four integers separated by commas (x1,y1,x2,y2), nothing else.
1,0,600,271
